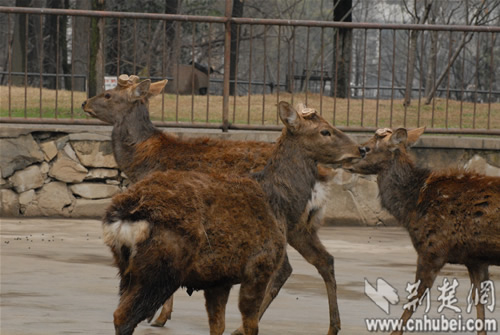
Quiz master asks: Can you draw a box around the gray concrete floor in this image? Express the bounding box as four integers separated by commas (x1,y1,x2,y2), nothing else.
1,218,498,335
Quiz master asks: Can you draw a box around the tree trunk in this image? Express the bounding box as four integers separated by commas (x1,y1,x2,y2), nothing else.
60,0,70,90
43,0,65,89
425,32,473,105
11,0,31,85
165,0,180,77
27,0,44,85
423,2,438,99
403,1,432,107
89,0,105,97
353,34,361,97
0,0,15,85
229,0,244,96
72,1,90,91
403,30,420,106
331,0,352,99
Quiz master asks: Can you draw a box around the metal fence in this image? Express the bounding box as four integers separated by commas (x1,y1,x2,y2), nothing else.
0,5,499,134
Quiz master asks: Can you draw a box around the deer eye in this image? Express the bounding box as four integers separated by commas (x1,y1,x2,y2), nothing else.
320,130,331,136
104,93,111,99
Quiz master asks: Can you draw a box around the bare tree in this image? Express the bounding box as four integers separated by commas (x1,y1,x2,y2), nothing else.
402,0,432,106
0,0,16,85
72,0,90,91
89,0,105,97
164,0,181,76
331,0,352,98
42,0,68,89
229,0,244,95
10,0,31,86
423,2,438,99
425,0,500,104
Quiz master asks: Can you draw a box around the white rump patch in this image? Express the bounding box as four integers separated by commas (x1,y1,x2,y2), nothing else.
103,220,151,252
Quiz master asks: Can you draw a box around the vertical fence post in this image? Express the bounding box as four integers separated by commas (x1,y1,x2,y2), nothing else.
222,0,232,132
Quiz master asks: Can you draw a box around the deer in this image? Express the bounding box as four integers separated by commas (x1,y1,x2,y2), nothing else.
165,62,214,95
343,127,500,335
82,75,351,335
103,101,363,335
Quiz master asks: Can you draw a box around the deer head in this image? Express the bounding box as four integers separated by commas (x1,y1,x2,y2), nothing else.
343,127,425,174
81,74,168,125
278,101,364,164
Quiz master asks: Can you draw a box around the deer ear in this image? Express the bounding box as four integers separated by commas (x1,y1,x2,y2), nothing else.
130,80,151,101
278,101,300,131
390,128,408,146
148,79,168,97
407,127,425,146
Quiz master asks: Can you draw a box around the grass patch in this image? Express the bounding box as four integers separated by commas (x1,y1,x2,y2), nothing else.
1,85,498,130
1,107,88,119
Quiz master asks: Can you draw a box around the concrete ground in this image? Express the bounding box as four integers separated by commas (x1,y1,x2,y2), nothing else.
1,218,498,335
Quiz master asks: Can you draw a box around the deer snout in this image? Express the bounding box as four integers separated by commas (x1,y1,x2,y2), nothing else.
81,100,96,118
359,146,369,158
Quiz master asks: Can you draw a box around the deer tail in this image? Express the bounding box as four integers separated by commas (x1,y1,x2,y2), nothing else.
102,218,152,276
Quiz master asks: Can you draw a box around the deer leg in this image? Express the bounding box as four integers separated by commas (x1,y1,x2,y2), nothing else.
466,263,489,335
238,274,270,335
391,255,445,335
150,295,174,327
204,285,232,335
259,253,293,316
113,284,141,335
232,253,293,335
114,281,176,335
287,229,340,335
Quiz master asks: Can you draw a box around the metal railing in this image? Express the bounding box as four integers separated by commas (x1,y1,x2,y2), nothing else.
0,5,499,134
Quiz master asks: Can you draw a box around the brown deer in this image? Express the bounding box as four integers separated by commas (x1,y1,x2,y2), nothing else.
103,101,363,335
82,75,351,335
343,127,500,335
165,63,213,95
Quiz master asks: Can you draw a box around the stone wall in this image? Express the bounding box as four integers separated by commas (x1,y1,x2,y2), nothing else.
0,128,128,218
1,124,499,225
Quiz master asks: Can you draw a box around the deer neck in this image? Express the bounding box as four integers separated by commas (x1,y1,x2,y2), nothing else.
253,136,318,228
377,152,430,227
111,103,160,182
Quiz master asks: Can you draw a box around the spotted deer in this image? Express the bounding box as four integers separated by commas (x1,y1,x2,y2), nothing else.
104,101,363,335
343,127,500,335
82,75,353,335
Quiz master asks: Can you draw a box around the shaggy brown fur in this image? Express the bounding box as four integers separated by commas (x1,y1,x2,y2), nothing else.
82,77,356,334
103,102,362,335
344,128,500,335
105,170,286,335
131,133,272,180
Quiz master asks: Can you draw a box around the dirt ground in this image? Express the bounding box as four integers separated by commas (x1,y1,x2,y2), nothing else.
1,218,498,335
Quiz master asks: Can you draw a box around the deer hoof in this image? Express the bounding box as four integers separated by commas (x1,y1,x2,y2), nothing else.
231,327,244,335
327,325,340,335
151,320,167,328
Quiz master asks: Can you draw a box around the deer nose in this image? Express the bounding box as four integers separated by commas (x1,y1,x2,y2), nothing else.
81,101,87,108
359,146,369,158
